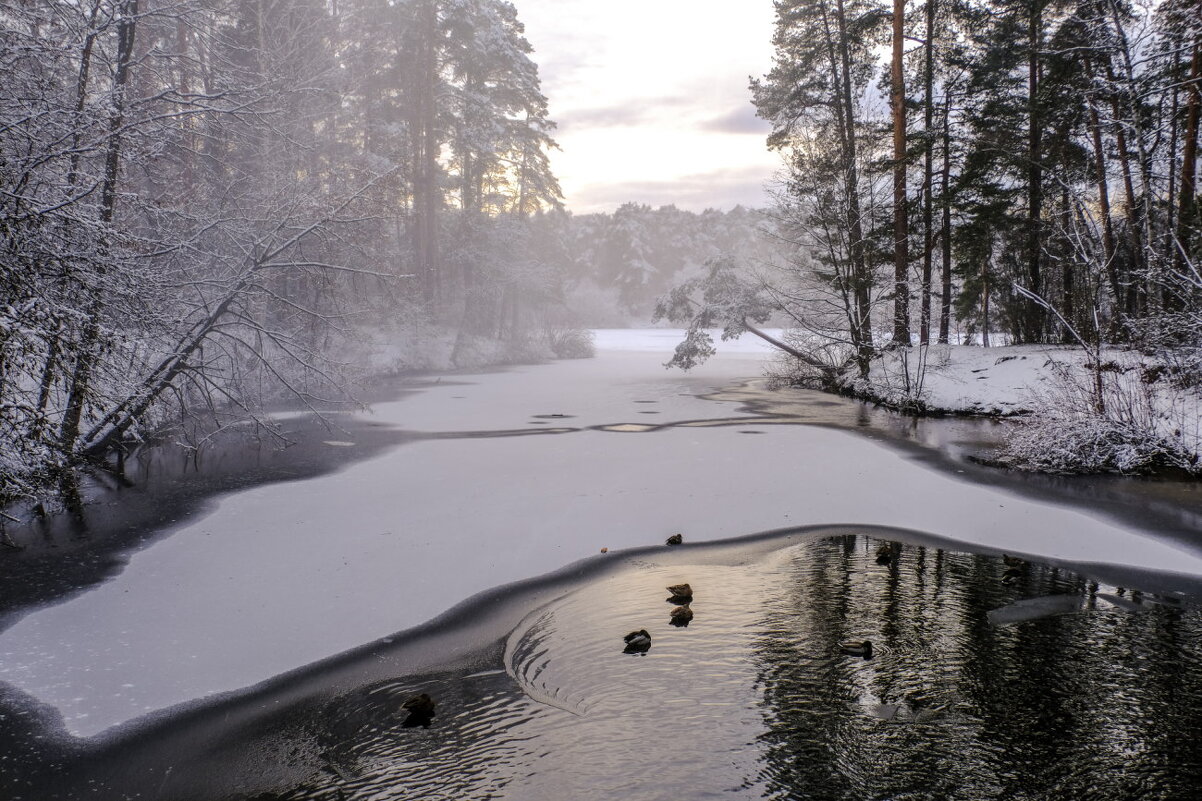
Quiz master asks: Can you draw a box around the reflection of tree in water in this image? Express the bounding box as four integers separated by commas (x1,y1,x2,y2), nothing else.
749,536,1202,800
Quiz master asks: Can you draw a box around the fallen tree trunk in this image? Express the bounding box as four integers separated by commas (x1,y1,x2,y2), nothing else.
740,318,846,383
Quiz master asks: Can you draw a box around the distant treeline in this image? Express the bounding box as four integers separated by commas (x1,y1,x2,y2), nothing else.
541,203,778,325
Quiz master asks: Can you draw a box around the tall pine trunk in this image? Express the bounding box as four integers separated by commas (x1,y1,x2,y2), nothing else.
38,0,104,440
409,0,441,308
891,0,912,345
920,0,935,346
1175,33,1200,279
1084,69,1122,313
939,91,953,344
834,0,874,371
1024,0,1044,343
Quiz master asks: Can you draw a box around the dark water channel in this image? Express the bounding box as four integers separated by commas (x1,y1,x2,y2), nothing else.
11,529,1202,801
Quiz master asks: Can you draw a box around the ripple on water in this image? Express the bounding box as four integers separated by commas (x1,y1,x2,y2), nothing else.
69,533,1202,801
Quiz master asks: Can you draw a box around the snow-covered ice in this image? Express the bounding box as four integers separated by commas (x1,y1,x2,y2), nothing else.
2,330,1202,738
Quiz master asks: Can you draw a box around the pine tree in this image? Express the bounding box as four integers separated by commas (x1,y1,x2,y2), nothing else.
753,0,890,372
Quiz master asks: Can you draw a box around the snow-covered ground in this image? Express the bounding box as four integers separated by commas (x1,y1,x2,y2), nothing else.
855,343,1141,413
863,343,1068,414
851,342,1202,473
3,330,1202,738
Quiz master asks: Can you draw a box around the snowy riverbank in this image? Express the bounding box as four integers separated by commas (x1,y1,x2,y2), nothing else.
819,342,1202,475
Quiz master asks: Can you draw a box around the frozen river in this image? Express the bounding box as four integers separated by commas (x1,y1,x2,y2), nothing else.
4,329,1202,799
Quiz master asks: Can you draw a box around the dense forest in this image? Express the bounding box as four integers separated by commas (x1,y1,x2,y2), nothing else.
664,0,1200,381
0,0,792,504
0,0,577,502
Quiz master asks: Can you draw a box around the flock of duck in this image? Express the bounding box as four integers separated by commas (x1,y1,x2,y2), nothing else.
623,533,881,661
401,534,932,728
622,533,694,654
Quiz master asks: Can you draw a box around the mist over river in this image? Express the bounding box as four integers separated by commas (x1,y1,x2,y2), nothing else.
4,331,1202,800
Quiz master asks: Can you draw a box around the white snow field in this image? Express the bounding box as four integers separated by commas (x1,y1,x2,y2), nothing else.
3,330,1202,737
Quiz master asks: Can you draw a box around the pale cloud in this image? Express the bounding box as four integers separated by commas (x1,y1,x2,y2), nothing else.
517,0,778,213
549,125,779,214
701,104,772,135
569,165,777,214
555,97,694,132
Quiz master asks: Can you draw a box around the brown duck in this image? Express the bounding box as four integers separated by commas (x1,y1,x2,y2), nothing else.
875,542,895,565
666,583,693,601
401,693,436,727
669,604,693,627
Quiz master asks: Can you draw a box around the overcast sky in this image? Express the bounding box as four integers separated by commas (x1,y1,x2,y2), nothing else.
515,0,779,215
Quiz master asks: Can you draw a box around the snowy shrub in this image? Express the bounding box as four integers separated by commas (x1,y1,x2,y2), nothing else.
1004,413,1200,475
804,344,946,412
764,354,827,389
359,323,457,374
444,331,554,369
1002,358,1202,475
502,334,557,365
857,345,939,412
543,326,595,359
764,333,855,388
791,331,858,377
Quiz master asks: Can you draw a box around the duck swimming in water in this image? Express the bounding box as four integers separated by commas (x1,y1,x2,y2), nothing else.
669,605,693,627
402,693,435,714
665,533,683,546
623,629,652,654
840,640,874,659
666,583,693,601
401,693,436,727
875,542,895,565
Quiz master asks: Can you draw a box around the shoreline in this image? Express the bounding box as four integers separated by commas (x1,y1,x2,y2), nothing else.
762,340,1202,478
